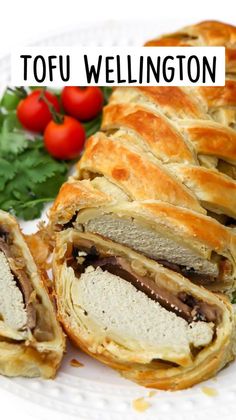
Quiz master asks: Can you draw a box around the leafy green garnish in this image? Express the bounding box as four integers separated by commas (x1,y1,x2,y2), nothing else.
0,89,21,111
0,113,28,156
101,86,113,104
0,128,68,220
0,111,5,129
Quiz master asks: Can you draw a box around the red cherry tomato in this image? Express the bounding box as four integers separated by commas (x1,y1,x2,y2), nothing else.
17,90,60,132
61,87,103,121
44,116,85,160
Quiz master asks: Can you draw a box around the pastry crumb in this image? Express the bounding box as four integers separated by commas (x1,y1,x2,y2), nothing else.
132,397,151,412
201,386,218,396
148,390,157,397
70,358,84,368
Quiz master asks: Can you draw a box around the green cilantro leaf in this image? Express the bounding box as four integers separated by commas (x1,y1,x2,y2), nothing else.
0,121,68,220
0,113,28,156
0,158,16,190
0,89,21,111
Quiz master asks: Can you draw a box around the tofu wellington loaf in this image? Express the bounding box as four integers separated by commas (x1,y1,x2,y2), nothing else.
53,230,235,390
0,210,65,378
49,20,236,389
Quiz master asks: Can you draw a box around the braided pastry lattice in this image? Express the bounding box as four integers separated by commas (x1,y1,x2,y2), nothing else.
51,20,236,292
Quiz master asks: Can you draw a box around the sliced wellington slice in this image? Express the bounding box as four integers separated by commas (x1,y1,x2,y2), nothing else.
57,198,235,293
53,230,235,390
49,179,236,293
0,210,65,378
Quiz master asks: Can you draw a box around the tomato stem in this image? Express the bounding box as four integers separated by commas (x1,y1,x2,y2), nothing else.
39,90,64,124
7,86,28,99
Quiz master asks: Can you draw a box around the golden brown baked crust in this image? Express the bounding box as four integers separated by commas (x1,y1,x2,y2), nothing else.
49,22,236,291
180,121,236,164
50,178,113,227
53,230,236,390
145,20,236,73
109,86,208,120
50,21,236,228
49,20,236,390
77,133,205,213
0,210,65,378
103,104,236,164
168,164,236,218
102,103,196,164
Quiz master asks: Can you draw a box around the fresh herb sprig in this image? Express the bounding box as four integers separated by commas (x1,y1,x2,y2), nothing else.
0,112,68,220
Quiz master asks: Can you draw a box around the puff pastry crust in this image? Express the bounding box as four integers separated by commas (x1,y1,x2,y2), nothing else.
50,20,236,228
53,230,236,390
49,20,236,389
145,20,236,73
0,210,65,378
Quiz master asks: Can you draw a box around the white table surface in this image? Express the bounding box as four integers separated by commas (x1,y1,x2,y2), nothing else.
0,1,235,419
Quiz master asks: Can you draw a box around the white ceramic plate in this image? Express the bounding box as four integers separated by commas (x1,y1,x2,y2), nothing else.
0,21,236,420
